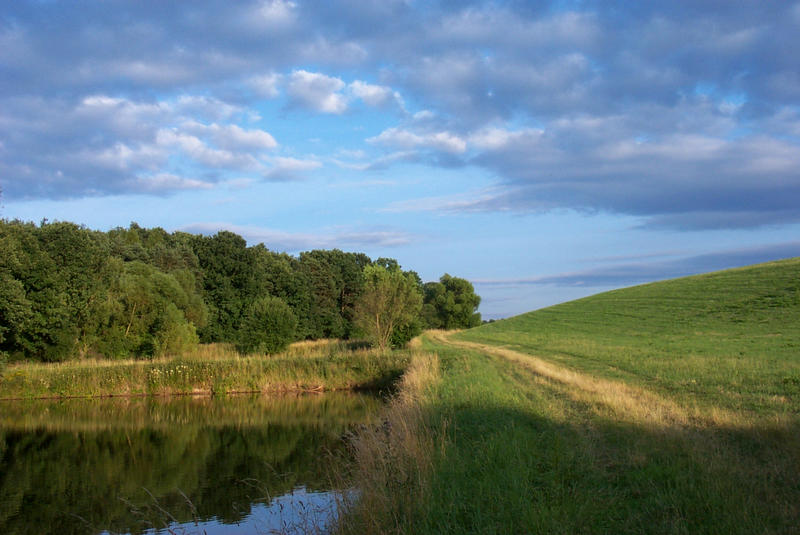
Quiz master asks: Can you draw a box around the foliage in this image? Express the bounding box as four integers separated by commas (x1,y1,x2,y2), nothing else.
236,296,297,355
298,249,370,339
421,274,481,329
0,219,479,363
354,264,423,351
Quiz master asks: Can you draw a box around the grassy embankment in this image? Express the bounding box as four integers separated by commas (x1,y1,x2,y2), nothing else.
341,258,800,534
0,339,409,399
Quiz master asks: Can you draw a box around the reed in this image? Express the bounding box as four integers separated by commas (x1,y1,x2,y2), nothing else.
0,340,408,400
336,350,442,535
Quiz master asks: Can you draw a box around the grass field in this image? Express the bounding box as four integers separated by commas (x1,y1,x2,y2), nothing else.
341,258,800,534
0,340,408,399
457,258,800,418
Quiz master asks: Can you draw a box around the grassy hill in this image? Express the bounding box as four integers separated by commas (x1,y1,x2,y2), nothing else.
343,258,800,534
457,257,800,416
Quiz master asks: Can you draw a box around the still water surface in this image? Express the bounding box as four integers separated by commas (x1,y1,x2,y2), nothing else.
0,393,382,534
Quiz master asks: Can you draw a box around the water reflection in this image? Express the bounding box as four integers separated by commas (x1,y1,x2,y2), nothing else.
0,393,381,535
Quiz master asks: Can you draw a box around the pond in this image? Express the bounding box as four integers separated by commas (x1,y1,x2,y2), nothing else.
0,393,383,535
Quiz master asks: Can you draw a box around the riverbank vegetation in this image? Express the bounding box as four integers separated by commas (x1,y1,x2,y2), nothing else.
339,259,800,534
0,219,481,364
0,340,409,400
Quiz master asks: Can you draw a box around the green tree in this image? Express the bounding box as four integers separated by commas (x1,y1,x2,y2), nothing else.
92,261,201,359
354,264,423,351
236,296,297,355
190,231,254,343
422,274,482,329
298,250,370,339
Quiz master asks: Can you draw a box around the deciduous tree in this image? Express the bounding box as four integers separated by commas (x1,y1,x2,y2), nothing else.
354,264,422,351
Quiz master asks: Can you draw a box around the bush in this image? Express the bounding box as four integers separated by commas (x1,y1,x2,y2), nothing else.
236,296,297,355
154,303,199,357
390,317,423,349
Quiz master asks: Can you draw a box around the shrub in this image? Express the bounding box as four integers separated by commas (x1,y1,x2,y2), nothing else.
236,296,297,355
390,316,423,349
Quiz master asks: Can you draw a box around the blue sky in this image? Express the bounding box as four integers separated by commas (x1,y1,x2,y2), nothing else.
2,1,799,318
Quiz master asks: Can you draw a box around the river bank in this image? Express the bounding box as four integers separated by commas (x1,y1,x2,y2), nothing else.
0,340,409,400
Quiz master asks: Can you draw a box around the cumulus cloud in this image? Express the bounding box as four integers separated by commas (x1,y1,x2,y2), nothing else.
286,70,348,113
1,0,799,231
155,129,261,170
0,93,278,198
348,80,404,109
284,71,406,113
368,127,467,154
248,73,283,98
247,0,298,30
182,122,278,151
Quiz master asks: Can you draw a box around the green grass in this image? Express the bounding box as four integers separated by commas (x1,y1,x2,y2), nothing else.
458,257,800,417
341,259,800,534
0,340,408,399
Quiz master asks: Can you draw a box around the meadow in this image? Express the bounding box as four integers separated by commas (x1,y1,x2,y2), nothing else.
340,259,800,534
0,339,408,399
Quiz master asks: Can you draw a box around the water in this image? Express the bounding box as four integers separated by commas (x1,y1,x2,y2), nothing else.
0,393,382,535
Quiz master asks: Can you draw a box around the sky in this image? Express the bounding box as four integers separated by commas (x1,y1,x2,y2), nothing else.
1,1,799,319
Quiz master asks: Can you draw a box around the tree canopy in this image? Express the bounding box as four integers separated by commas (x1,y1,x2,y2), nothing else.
353,264,423,351
422,274,482,329
0,219,482,362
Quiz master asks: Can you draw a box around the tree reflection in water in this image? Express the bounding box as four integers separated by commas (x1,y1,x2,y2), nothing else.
0,393,382,535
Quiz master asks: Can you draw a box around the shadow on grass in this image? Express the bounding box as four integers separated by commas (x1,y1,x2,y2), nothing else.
405,402,800,535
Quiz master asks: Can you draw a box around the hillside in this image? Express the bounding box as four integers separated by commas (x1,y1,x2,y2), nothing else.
457,257,800,415
344,258,800,533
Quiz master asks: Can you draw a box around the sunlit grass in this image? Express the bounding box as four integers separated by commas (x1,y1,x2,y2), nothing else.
457,257,800,417
0,340,408,399
338,350,443,535
339,259,800,534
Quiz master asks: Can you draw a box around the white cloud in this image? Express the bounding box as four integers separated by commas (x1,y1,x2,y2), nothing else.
242,0,298,31
216,124,278,150
175,95,242,121
368,127,467,154
287,70,348,113
183,122,278,150
75,95,171,138
74,142,166,172
468,127,543,150
348,80,404,108
249,73,283,98
155,128,261,170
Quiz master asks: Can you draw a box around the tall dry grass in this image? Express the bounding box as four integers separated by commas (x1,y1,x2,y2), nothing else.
0,340,408,400
337,350,442,535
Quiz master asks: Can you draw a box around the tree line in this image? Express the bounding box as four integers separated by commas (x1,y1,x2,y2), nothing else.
0,220,481,362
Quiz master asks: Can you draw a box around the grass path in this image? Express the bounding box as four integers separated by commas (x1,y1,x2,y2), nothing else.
430,330,772,431
344,330,799,534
